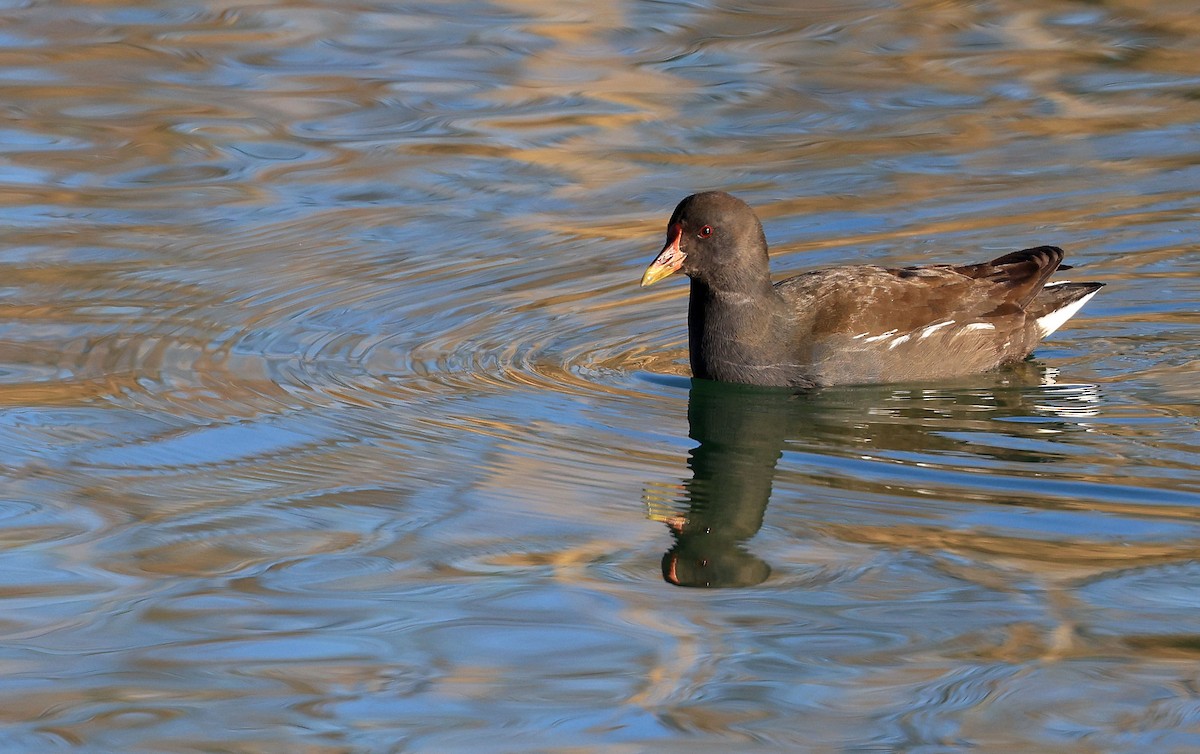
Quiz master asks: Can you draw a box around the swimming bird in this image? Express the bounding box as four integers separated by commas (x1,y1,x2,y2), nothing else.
640,191,1103,388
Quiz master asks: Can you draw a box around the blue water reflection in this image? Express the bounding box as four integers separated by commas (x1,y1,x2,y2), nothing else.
0,0,1197,750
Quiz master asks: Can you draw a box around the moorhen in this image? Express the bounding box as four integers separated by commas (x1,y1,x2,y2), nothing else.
641,191,1103,388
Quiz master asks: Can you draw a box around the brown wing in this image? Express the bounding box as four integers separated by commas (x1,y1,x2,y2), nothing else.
951,245,1065,313
777,246,1065,336
773,247,1065,384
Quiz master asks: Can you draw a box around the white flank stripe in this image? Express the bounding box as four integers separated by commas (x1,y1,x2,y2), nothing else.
861,329,898,343
1037,288,1100,337
964,322,996,331
919,320,955,339
887,334,911,349
1044,280,1072,288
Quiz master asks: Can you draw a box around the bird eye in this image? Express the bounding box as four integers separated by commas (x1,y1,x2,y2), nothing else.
698,225,713,239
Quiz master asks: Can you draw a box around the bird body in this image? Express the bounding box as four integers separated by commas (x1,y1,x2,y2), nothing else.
641,192,1103,388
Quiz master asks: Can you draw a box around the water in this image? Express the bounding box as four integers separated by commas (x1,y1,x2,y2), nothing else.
0,0,1198,751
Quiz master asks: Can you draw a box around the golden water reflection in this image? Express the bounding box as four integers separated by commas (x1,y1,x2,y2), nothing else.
0,0,1197,750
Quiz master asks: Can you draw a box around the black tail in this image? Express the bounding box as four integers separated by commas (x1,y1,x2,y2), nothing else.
1029,281,1105,337
1030,281,1105,318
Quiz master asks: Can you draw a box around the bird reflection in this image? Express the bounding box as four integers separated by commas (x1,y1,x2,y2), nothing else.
653,379,794,588
650,364,1100,588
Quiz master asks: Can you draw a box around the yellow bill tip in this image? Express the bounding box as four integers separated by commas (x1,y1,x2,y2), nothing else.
640,262,677,287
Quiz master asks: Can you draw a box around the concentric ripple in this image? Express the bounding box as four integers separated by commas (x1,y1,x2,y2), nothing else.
1,2,1199,751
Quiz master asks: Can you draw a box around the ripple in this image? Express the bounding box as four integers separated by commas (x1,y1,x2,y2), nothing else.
0,2,1198,752
52,219,684,432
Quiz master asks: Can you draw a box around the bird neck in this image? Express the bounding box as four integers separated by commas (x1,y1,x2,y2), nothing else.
687,278,787,383
693,249,775,297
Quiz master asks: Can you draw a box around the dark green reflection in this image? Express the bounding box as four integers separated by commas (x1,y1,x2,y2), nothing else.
660,378,796,588
656,364,1088,588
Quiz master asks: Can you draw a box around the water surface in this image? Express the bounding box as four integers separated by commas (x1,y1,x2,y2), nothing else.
0,0,1198,751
